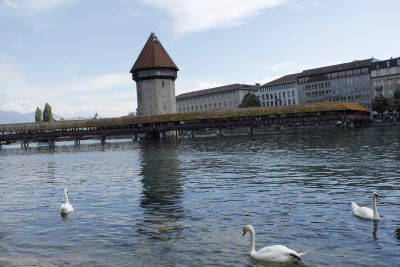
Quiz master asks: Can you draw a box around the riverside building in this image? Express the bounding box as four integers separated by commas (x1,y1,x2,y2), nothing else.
297,59,376,110
370,57,400,102
258,74,299,107
130,33,178,116
176,83,259,113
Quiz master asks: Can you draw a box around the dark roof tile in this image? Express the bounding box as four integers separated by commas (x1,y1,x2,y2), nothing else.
298,58,376,77
262,73,299,86
176,84,258,100
130,33,178,73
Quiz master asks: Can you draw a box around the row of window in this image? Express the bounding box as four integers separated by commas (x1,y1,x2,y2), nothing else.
299,67,369,84
306,94,370,103
260,82,296,93
374,59,400,69
262,98,296,107
137,69,176,77
373,78,400,88
305,90,332,98
373,66,400,77
178,91,240,106
178,100,239,113
259,90,296,101
303,77,369,91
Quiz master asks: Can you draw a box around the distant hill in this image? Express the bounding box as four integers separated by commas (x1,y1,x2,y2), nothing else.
0,110,62,124
0,110,35,124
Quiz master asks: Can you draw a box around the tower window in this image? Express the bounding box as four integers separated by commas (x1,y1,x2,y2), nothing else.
162,81,165,87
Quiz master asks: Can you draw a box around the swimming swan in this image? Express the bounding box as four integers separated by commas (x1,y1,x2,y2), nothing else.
242,225,308,263
351,192,380,221
60,187,74,216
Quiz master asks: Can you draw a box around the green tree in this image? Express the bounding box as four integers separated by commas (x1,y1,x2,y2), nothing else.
43,103,54,122
239,93,261,108
372,96,389,113
35,107,43,122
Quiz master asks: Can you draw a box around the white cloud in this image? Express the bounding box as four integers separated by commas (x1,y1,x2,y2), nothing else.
287,0,321,12
10,0,73,13
196,81,223,90
0,62,136,118
269,61,296,70
142,0,287,33
3,100,36,114
3,0,17,8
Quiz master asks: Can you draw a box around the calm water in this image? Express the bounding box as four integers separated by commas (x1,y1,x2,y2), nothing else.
0,126,399,266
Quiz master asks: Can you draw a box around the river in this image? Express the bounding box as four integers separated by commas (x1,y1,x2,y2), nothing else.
0,126,399,266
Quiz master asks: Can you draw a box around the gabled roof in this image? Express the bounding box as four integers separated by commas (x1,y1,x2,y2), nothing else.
176,83,259,100
130,33,178,73
262,73,299,87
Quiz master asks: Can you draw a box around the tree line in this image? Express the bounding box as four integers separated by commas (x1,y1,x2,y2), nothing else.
35,103,54,122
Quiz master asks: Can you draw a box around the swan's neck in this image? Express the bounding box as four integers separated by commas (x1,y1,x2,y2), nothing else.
372,197,379,219
64,189,69,204
248,228,256,254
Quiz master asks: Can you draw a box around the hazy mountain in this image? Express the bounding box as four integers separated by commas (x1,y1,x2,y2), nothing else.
0,110,35,124
0,110,62,124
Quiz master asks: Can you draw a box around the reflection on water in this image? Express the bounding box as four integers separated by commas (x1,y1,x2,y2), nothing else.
373,221,379,240
0,127,399,266
137,140,185,240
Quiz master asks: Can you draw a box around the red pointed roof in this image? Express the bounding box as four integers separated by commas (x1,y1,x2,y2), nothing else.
130,33,178,73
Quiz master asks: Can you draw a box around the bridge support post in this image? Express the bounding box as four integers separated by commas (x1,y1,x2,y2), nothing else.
248,127,254,136
74,138,80,146
101,136,106,145
21,140,29,148
48,139,55,148
160,132,166,139
191,130,195,138
133,134,138,141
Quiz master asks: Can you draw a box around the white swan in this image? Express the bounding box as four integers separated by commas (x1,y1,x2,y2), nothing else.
351,192,380,221
243,225,308,263
60,187,74,216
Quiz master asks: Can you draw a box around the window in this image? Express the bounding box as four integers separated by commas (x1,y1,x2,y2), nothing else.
162,80,165,87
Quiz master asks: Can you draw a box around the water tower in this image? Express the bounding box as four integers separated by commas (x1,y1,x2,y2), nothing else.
130,33,178,116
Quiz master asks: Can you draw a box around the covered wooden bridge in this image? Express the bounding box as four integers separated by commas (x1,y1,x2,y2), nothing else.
0,102,369,148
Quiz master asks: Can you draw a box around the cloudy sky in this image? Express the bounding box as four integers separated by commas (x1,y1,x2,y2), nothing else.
0,0,399,118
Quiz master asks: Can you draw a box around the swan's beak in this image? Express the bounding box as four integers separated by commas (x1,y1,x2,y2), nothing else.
242,229,246,236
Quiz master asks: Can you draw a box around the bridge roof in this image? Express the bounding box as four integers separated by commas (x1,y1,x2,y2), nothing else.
0,102,367,133
130,33,178,73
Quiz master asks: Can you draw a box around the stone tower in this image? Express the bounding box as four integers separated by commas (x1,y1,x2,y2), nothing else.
130,33,178,116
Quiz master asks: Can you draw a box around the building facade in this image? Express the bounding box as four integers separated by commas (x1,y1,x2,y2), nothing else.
258,74,299,107
297,59,376,110
130,33,178,116
370,57,400,101
176,84,259,113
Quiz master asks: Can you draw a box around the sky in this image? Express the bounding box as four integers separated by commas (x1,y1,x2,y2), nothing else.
0,0,399,118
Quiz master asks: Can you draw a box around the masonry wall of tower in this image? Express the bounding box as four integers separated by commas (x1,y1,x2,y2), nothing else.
136,78,176,116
